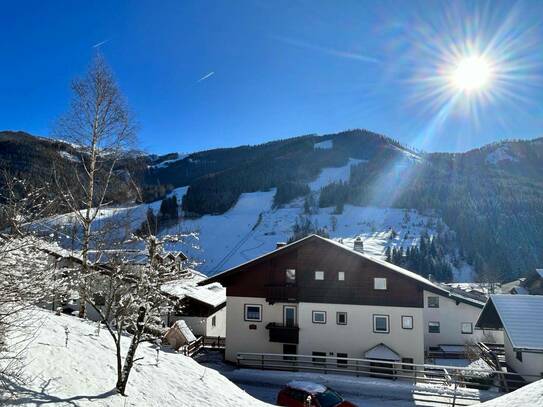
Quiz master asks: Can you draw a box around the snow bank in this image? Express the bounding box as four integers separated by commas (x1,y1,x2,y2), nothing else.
308,158,364,190
0,308,269,406
478,379,543,406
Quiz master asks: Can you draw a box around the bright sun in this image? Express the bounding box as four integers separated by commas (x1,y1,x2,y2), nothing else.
451,56,492,91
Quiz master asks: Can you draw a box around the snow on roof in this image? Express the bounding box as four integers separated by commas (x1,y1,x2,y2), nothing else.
287,381,326,394
173,320,197,343
487,295,543,351
162,275,226,308
364,343,401,361
536,269,543,278
479,378,543,407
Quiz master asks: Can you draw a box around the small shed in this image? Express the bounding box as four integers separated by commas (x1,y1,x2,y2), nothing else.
164,320,197,351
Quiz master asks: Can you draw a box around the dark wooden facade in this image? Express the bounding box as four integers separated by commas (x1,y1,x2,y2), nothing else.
205,235,446,308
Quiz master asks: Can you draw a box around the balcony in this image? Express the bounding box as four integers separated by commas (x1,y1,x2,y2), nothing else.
265,285,298,304
266,323,299,344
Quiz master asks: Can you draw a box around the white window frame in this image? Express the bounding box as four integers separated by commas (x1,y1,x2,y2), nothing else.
374,277,387,290
312,311,326,324
338,271,345,281
401,315,413,330
373,314,390,333
428,321,440,333
315,271,324,280
244,304,262,322
461,322,473,334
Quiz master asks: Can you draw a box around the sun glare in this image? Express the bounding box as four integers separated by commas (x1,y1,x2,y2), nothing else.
451,56,492,92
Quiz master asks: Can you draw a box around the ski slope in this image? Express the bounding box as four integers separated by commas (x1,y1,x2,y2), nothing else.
39,159,473,280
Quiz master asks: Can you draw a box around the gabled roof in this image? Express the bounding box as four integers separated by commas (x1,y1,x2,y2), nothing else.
199,234,448,295
476,295,543,352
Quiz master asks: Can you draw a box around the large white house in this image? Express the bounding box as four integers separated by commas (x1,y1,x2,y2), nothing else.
476,295,543,382
201,235,499,364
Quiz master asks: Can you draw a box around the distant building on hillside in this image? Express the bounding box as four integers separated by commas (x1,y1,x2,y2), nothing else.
500,269,543,295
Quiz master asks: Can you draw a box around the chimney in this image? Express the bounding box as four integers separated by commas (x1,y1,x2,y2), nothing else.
276,242,287,249
353,237,364,253
428,274,434,282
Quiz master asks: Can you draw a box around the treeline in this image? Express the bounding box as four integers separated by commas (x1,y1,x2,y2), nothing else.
386,232,454,282
287,215,329,243
136,195,180,236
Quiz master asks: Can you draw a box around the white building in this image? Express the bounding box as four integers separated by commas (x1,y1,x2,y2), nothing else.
201,235,497,364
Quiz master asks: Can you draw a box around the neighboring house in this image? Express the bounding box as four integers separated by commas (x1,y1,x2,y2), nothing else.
501,269,543,295
162,270,226,338
164,320,198,351
476,295,543,382
423,288,502,350
200,234,495,365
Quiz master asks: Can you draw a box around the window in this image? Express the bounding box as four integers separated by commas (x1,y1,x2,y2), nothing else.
374,278,387,290
428,321,440,333
516,351,523,362
283,344,297,361
337,353,348,367
401,315,413,330
244,304,262,322
312,311,326,324
336,312,347,325
461,322,473,334
428,296,440,308
284,306,296,327
338,271,345,281
401,357,414,371
211,316,216,327
315,271,324,280
312,351,326,364
286,269,296,284
373,314,390,333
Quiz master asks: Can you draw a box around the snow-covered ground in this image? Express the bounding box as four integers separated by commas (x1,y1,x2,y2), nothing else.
39,160,474,280
195,351,500,407
0,308,268,407
479,379,543,406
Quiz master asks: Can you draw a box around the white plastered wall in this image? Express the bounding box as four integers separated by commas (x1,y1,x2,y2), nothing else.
504,333,543,382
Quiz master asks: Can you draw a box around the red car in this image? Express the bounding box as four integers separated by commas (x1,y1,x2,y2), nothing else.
277,381,357,407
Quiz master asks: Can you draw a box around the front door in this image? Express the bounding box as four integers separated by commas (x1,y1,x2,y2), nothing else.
284,306,297,327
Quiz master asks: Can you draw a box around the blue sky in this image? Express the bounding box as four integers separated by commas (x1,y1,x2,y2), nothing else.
1,0,542,154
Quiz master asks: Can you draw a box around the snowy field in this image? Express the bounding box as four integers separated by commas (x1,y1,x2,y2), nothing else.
0,309,268,407
39,159,474,280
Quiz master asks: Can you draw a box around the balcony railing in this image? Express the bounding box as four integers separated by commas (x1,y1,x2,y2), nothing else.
266,322,299,344
265,285,298,303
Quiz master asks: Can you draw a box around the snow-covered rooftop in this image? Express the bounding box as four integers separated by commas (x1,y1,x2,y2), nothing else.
162,274,226,308
173,319,197,343
479,295,543,351
287,381,326,394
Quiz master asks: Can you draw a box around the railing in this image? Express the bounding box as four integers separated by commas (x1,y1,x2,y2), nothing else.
236,352,541,399
265,285,298,303
266,323,299,344
181,336,225,356
202,336,225,348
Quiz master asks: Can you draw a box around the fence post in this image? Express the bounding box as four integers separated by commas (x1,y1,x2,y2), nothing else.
451,380,458,407
261,354,264,370
356,360,359,377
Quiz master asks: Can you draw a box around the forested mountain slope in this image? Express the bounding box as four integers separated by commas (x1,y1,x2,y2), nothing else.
2,129,542,281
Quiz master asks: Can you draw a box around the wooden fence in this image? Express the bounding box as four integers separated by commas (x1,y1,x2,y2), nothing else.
181,336,225,356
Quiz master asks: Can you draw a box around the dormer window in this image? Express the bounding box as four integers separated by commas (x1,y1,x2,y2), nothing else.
286,269,296,284
374,278,387,290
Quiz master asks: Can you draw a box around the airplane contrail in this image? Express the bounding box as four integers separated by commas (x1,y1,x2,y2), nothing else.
198,71,215,82
92,39,110,48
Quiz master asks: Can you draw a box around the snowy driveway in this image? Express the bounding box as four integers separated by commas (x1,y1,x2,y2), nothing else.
195,351,498,407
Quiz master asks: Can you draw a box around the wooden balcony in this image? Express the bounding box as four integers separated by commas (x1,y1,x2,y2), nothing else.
265,285,298,304
266,323,299,344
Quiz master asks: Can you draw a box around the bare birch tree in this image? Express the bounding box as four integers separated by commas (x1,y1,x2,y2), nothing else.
54,53,136,318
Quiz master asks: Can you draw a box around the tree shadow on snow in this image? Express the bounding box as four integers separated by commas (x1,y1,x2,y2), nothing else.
0,376,118,406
